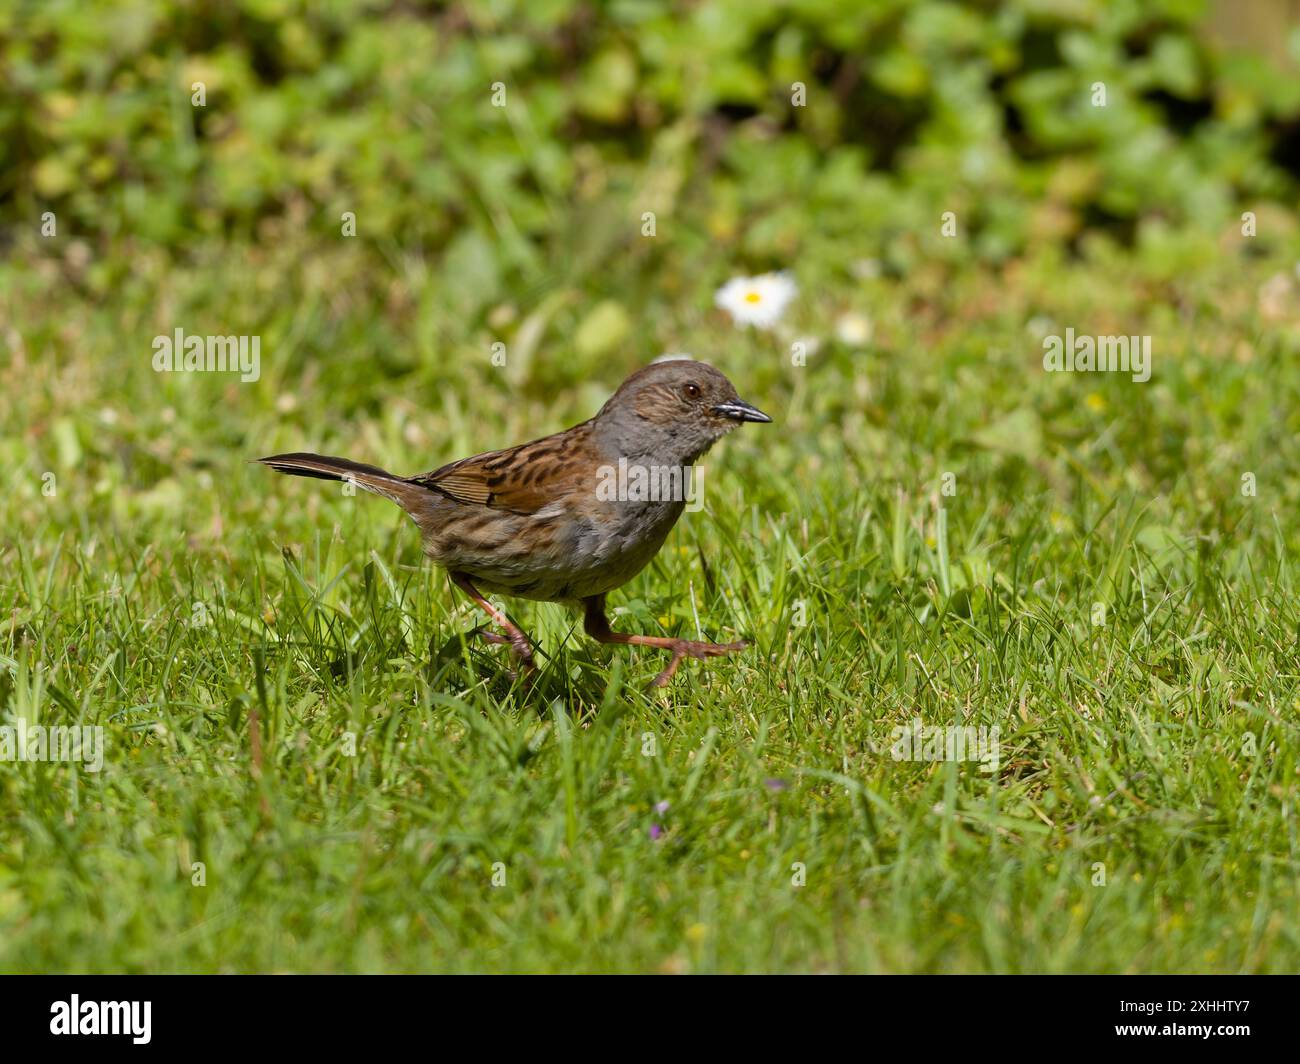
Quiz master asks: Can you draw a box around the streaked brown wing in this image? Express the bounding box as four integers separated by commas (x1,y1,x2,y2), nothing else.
410,423,592,515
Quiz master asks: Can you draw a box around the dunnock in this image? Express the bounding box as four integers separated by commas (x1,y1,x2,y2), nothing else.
258,360,770,686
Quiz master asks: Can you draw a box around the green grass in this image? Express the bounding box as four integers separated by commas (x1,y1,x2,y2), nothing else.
2,233,1299,973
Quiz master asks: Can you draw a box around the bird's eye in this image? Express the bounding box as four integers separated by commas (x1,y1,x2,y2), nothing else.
683,382,701,399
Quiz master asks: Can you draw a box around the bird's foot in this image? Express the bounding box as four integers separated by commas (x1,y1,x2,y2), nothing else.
469,625,509,646
651,638,749,688
469,624,537,675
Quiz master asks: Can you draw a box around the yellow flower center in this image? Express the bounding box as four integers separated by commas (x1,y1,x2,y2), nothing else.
744,291,763,303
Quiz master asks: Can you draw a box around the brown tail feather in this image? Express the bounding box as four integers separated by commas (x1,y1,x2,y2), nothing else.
256,452,433,514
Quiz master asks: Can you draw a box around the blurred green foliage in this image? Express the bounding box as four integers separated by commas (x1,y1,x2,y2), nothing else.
4,0,1300,306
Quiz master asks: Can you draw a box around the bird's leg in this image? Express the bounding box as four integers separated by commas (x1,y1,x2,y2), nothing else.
451,572,536,671
583,595,748,688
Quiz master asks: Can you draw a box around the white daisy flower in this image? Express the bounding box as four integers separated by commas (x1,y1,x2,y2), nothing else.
834,312,872,346
714,272,797,330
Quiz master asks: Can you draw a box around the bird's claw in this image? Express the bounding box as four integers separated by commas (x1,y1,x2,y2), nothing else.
650,638,750,688
469,625,538,675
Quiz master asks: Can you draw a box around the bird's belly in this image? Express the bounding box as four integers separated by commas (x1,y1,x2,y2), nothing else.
430,501,684,602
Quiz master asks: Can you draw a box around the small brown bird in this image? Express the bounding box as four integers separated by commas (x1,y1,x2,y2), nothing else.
258,360,771,686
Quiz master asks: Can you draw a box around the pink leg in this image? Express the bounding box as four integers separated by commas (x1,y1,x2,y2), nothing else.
583,595,748,687
452,572,536,671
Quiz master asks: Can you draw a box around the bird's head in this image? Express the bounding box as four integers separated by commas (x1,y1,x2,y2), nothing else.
595,358,771,464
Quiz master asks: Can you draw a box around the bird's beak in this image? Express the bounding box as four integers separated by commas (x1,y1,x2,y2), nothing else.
713,398,772,424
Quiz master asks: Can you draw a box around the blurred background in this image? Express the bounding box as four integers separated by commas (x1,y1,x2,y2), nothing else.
5,0,1300,353
7,0,1300,258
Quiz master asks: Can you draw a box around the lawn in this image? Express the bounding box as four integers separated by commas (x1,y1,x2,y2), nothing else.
3,223,1298,972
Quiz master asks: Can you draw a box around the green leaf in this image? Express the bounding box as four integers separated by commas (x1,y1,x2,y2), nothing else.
574,299,631,358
